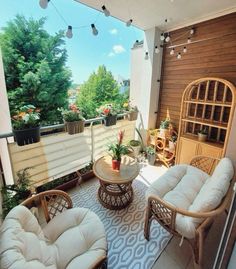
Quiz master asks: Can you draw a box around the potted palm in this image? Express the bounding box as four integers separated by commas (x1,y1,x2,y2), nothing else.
12,105,40,146
123,102,139,121
129,140,141,157
60,104,85,135
145,146,156,165
97,104,117,126
198,127,208,142
108,130,129,170
160,119,170,137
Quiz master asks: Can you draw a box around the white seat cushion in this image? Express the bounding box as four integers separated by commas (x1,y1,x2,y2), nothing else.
0,205,107,269
146,158,233,239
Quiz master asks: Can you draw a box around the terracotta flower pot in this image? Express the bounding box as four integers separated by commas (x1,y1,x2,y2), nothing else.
13,126,40,146
65,120,85,135
112,159,121,170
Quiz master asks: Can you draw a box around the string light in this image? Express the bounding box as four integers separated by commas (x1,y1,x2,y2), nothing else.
187,37,191,43
170,48,175,55
165,34,171,42
66,26,73,39
145,52,149,60
183,46,187,53
91,24,98,36
160,33,165,41
126,19,133,27
39,0,50,9
177,52,181,59
190,28,195,35
155,46,160,54
102,5,110,17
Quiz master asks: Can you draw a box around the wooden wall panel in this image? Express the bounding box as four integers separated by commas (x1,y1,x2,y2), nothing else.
158,12,236,129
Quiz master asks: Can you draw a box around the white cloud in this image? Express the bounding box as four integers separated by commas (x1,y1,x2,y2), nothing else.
109,28,118,35
113,45,126,54
108,52,115,57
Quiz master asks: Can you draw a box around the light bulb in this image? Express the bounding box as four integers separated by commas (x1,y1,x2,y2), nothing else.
66,26,73,39
39,0,50,9
155,46,160,54
190,28,195,35
183,46,187,53
170,48,175,55
187,37,191,43
160,33,165,41
177,53,181,59
165,35,170,42
102,5,110,17
91,24,98,36
126,19,133,27
145,52,149,60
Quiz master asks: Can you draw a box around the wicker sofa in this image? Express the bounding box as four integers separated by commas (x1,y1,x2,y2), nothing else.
0,190,107,269
144,156,234,269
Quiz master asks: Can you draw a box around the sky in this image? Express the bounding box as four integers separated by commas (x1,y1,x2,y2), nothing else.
0,0,144,84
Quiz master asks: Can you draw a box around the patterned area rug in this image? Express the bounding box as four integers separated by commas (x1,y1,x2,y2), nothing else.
69,175,171,269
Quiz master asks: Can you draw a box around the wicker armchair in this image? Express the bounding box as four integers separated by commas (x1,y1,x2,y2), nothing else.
0,190,107,269
144,156,234,269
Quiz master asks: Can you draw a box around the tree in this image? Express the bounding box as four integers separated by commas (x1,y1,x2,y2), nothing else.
0,15,72,124
77,65,128,119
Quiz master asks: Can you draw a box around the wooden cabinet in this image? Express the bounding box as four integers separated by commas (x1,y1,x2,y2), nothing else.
176,78,236,164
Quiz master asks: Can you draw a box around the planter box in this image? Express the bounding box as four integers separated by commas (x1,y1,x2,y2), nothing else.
80,170,94,181
127,111,138,121
104,115,117,126
13,126,40,146
65,120,85,135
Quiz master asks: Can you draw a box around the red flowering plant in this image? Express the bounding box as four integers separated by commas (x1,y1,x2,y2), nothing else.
96,104,117,117
12,105,40,130
108,130,129,161
60,104,85,122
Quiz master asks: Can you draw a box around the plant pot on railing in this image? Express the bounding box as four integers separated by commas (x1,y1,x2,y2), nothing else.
104,115,117,126
65,120,85,135
127,111,138,121
13,126,40,146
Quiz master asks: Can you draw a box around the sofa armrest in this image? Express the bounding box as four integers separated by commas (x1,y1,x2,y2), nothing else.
21,190,73,223
190,155,220,175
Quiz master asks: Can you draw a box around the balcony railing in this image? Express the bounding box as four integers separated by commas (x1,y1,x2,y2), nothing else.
0,114,136,187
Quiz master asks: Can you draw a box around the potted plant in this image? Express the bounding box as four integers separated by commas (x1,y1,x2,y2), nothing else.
12,105,40,146
97,104,117,126
149,129,158,145
60,104,85,135
79,162,94,181
108,130,129,170
123,102,138,121
160,119,170,137
145,146,156,165
169,135,177,151
36,171,81,193
129,139,141,157
198,127,208,142
1,168,32,218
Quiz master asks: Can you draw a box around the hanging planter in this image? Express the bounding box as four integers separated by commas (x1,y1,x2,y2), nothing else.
104,115,117,126
60,104,85,135
12,105,41,147
65,120,85,135
14,126,40,146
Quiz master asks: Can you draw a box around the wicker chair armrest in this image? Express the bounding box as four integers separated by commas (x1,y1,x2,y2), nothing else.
189,155,220,175
21,190,73,223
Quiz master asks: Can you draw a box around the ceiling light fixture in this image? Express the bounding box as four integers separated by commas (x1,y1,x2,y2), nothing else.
66,26,73,39
177,52,182,59
165,34,171,43
91,24,98,35
160,33,165,41
39,0,50,9
190,28,195,35
155,46,160,54
126,19,133,27
102,5,110,17
187,37,191,43
145,52,149,60
170,48,175,55
183,47,187,53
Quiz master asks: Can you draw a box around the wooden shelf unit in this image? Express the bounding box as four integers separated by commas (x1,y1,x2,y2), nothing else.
176,78,236,164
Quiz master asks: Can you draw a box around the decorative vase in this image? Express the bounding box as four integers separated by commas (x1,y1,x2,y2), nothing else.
104,115,117,126
127,111,138,121
112,159,121,170
13,126,40,146
198,133,207,142
65,120,85,135
147,154,156,165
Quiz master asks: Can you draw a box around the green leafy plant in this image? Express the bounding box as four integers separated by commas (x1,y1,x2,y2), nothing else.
129,140,141,147
60,104,84,122
160,119,170,129
96,104,118,117
145,146,155,155
198,127,208,135
12,105,40,130
79,162,93,175
170,135,178,143
108,131,129,160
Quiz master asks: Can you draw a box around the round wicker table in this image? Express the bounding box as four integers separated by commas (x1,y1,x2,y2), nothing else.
93,155,140,210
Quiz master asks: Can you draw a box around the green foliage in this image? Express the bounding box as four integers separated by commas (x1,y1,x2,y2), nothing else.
96,104,118,117
145,146,155,155
0,15,72,125
59,104,84,122
108,144,129,160
79,162,93,175
198,127,208,135
129,140,141,147
170,135,178,142
77,65,129,119
160,119,170,129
